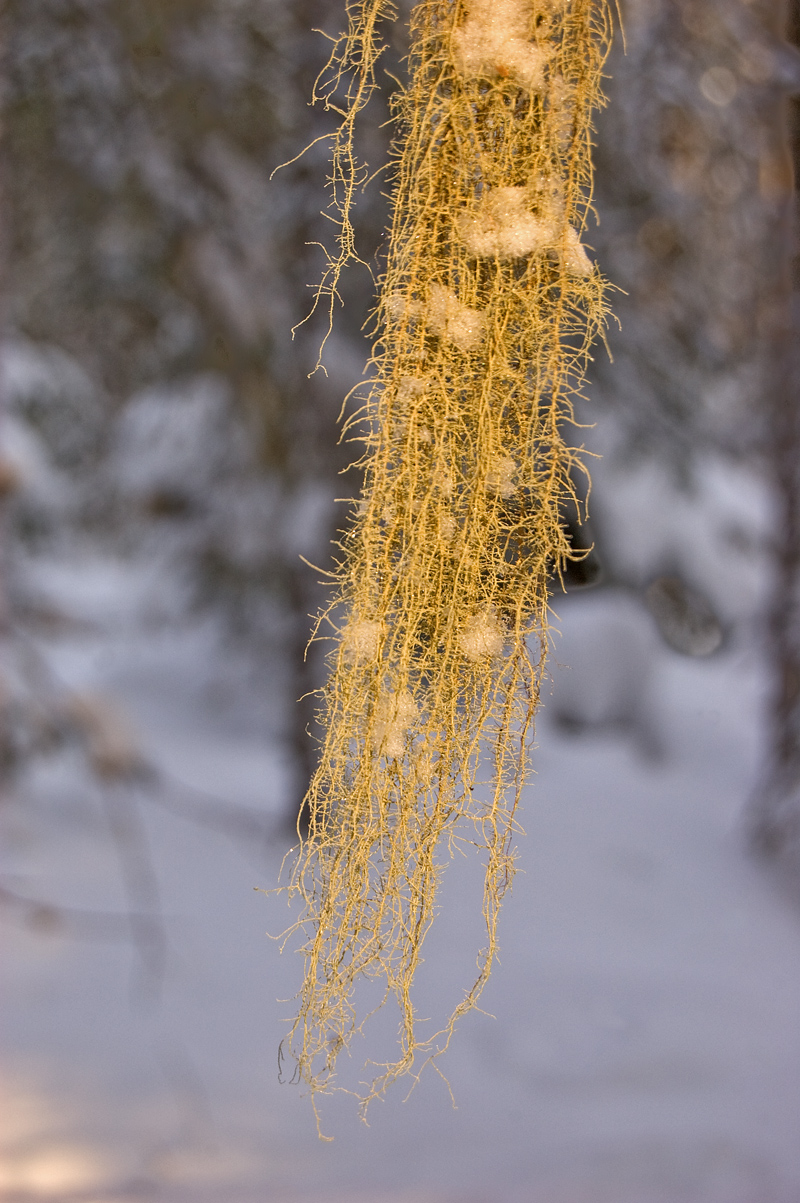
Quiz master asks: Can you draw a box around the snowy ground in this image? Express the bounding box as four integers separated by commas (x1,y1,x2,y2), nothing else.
2,555,800,1203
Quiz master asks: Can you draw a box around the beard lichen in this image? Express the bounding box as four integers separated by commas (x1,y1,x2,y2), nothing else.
278,0,613,1132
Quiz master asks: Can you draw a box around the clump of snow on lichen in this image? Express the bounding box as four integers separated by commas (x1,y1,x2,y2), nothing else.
453,0,552,92
438,512,456,540
433,463,455,496
485,454,518,498
531,169,566,218
561,226,593,276
396,375,429,405
425,284,486,351
457,187,592,274
548,75,576,149
459,609,507,662
372,690,418,758
342,619,382,664
385,293,423,324
457,187,554,259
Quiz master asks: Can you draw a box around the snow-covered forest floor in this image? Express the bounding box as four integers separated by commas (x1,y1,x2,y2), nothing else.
2,536,799,1203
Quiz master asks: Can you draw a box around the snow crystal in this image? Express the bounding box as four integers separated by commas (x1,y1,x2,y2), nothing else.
459,609,506,662
425,284,486,352
452,0,552,92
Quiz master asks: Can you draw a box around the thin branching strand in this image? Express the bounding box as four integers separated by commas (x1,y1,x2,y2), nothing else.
280,0,613,1130
296,0,400,367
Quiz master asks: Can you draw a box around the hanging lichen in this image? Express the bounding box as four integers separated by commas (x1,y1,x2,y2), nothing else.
277,0,613,1129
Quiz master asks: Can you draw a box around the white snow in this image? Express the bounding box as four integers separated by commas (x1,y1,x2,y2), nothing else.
456,187,593,273
373,689,418,759
452,0,552,93
459,608,507,662
424,284,486,352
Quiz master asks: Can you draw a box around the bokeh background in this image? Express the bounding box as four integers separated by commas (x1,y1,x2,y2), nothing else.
2,1,800,1199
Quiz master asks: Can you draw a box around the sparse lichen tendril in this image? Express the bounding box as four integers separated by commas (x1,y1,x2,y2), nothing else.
279,0,613,1131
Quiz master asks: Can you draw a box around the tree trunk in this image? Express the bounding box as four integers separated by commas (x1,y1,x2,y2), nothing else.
748,0,800,886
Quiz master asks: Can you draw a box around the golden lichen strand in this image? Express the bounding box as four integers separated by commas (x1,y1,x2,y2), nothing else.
279,0,613,1129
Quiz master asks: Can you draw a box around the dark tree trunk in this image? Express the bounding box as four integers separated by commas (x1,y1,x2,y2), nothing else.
748,0,800,885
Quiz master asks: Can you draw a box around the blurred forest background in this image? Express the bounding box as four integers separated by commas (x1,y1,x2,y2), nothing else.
2,1,800,1201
